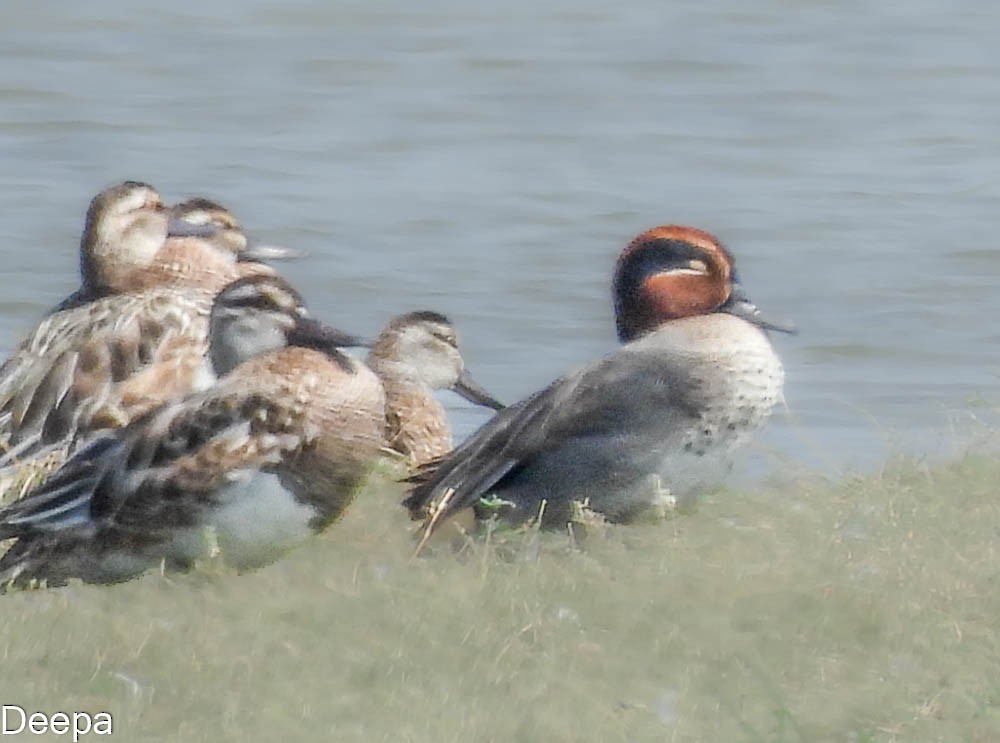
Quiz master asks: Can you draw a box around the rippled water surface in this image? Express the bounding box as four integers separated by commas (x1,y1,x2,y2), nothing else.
1,0,999,479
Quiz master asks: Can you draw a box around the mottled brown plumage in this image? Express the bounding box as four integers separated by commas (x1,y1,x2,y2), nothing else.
0,276,381,587
0,197,283,502
382,385,453,468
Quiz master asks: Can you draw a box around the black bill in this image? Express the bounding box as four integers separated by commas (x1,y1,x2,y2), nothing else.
452,369,505,410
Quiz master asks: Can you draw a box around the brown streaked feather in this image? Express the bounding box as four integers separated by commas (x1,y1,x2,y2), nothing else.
244,347,387,526
103,391,298,531
125,239,274,294
0,289,216,498
0,445,69,506
0,342,387,586
382,384,452,468
0,233,274,460
95,332,210,426
105,347,384,531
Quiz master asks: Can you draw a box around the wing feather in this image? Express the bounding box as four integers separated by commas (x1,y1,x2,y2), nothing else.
0,380,305,541
404,347,697,528
0,289,211,464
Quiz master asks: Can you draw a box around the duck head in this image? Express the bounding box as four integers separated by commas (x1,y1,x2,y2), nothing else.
79,181,168,294
209,275,366,376
169,197,303,263
368,311,504,410
612,225,795,343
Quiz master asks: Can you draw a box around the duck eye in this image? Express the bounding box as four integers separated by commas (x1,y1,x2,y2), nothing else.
686,259,708,273
433,331,457,347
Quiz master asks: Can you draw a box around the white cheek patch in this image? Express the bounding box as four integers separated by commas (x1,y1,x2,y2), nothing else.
665,266,708,276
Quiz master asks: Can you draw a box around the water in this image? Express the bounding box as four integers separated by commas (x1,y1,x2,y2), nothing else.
1,0,999,480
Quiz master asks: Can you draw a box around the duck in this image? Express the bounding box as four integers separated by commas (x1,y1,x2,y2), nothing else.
404,225,794,541
366,310,504,469
165,196,304,264
51,181,168,312
0,274,385,587
0,193,321,499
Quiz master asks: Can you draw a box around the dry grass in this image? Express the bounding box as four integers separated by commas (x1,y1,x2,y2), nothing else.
1,456,1000,742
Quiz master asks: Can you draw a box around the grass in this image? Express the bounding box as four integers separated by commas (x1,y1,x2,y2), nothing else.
1,455,1000,742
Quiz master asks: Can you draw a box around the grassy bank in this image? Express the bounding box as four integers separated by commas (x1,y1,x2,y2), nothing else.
1,454,999,742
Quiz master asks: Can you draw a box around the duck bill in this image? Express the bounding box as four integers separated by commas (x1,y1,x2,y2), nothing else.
238,239,307,263
452,369,505,410
721,285,797,334
166,216,220,239
165,218,304,262
288,316,371,351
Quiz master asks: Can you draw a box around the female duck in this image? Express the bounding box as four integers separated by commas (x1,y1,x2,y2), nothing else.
0,274,384,587
366,311,504,469
0,195,311,495
405,225,793,539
